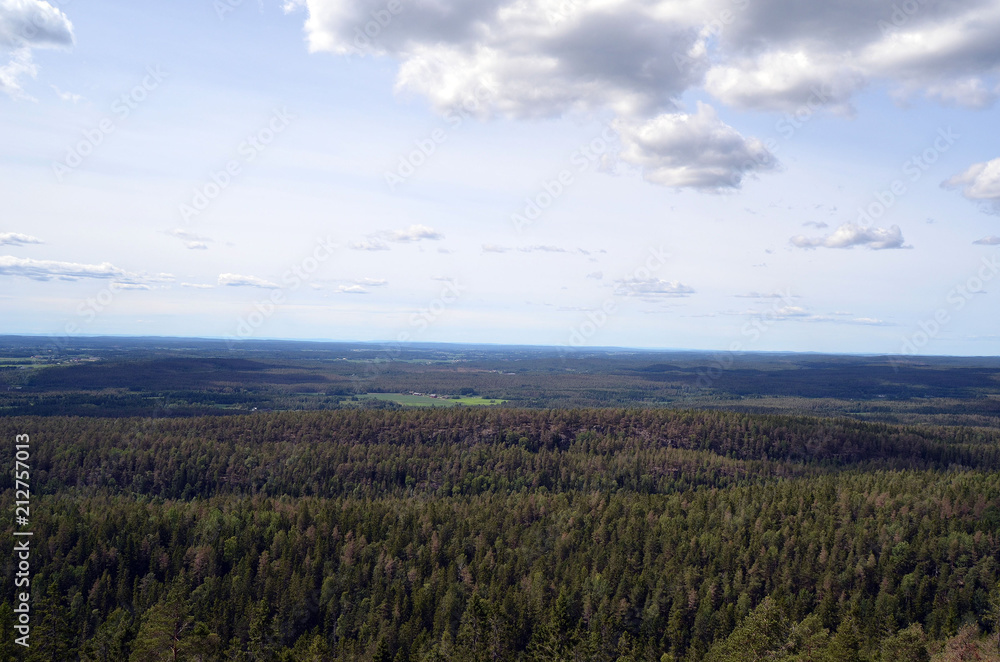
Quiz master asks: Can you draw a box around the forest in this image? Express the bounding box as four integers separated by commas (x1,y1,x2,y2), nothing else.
3,336,1000,428
2,407,999,660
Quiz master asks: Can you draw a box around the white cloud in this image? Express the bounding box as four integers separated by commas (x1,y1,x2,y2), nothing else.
50,83,80,102
615,277,695,297
388,224,444,242
0,0,75,99
705,52,863,114
482,244,509,253
218,273,280,288
338,284,368,294
291,0,1000,192
353,277,387,286
520,245,567,253
349,238,389,251
0,232,42,246
0,255,172,284
802,221,829,229
790,223,909,250
0,0,75,49
166,228,214,250
0,47,35,99
181,282,214,289
350,224,444,251
614,103,777,190
973,235,1000,245
771,305,809,318
922,77,997,109
943,158,1000,213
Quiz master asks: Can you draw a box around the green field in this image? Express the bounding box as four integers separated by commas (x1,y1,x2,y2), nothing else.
359,392,506,407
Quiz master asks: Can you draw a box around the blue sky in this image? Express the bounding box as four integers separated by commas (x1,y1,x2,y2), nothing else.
2,0,999,354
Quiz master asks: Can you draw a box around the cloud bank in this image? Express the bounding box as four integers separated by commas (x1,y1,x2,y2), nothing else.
288,0,1000,190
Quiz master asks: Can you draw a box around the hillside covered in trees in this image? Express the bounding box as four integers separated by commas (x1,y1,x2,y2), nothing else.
2,408,999,660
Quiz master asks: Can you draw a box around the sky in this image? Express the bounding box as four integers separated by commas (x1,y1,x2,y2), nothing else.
1,0,999,355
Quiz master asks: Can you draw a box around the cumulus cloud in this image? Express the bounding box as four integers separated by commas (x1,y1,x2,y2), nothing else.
482,244,509,253
615,277,695,297
0,232,42,246
0,255,172,284
615,102,777,190
943,158,1000,213
181,282,214,289
973,235,1000,245
388,224,444,242
790,223,909,250
218,273,280,288
716,0,1000,110
297,0,703,119
802,221,829,229
705,53,864,114
0,0,74,49
338,284,368,294
289,0,1000,190
0,0,75,99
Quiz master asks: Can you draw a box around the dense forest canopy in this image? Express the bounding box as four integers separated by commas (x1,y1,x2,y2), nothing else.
2,408,999,660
